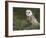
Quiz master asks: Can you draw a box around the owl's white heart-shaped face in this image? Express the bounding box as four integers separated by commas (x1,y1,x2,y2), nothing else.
26,10,32,16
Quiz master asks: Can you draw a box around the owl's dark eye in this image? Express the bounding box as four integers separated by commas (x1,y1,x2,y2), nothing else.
29,12,30,13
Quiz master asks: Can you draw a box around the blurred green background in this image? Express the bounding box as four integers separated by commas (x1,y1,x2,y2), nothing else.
13,7,40,30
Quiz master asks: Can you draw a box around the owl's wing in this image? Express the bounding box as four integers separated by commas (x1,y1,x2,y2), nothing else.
31,15,39,25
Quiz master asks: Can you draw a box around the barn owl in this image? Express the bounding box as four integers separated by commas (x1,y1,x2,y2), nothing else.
26,10,39,27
